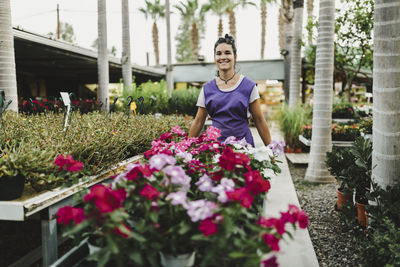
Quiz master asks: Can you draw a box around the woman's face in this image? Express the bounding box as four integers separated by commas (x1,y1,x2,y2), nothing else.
214,43,236,72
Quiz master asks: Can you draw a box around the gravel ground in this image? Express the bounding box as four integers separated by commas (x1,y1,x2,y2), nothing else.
288,161,363,267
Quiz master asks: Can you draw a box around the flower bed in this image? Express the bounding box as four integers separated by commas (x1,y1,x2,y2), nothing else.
57,126,308,267
0,112,191,192
302,122,360,141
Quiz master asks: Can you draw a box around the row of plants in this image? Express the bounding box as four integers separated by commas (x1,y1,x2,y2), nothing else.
0,111,191,194
17,80,200,116
326,136,400,266
302,116,372,141
57,126,309,267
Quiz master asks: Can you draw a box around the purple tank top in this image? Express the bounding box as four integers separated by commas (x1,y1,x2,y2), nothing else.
204,77,256,146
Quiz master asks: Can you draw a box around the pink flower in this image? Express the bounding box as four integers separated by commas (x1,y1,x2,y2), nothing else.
171,125,187,137
56,206,85,225
54,154,83,172
140,184,160,200
219,147,237,170
262,255,278,267
226,187,254,208
160,132,173,141
166,191,187,206
199,218,218,236
195,174,214,192
258,217,286,235
297,210,309,229
262,233,280,252
204,126,221,141
84,185,126,213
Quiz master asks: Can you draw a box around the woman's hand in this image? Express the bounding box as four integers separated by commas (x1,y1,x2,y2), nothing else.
249,99,271,146
189,107,208,137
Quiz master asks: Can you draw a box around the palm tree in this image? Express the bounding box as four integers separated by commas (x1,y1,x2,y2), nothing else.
201,0,228,37
288,0,304,107
0,0,18,112
97,0,109,112
225,0,256,39
372,0,400,188
279,0,294,102
166,0,173,95
175,0,205,60
139,0,165,65
304,0,336,183
260,0,267,59
306,0,314,44
121,0,132,91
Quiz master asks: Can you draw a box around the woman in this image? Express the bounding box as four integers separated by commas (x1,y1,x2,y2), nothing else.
189,34,271,147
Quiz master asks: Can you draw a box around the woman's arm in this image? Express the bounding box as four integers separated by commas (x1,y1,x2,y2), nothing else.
189,107,208,137
249,99,271,146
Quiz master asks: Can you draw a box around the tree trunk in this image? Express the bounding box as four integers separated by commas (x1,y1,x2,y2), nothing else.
97,0,109,112
280,0,294,103
192,22,199,60
261,1,267,59
372,0,400,188
278,7,284,51
305,0,336,183
165,0,173,96
218,17,223,37
228,10,236,38
288,1,304,107
0,0,18,112
121,0,132,92
307,0,314,44
153,22,159,65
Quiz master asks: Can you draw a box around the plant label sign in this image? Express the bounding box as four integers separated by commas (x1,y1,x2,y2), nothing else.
60,92,71,131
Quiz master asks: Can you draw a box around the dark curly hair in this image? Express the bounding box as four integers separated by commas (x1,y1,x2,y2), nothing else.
214,34,237,55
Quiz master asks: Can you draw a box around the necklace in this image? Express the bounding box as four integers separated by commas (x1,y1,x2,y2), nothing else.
219,72,236,84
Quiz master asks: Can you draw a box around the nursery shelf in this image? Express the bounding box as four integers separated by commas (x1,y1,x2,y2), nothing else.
299,135,354,147
0,155,142,221
332,118,355,123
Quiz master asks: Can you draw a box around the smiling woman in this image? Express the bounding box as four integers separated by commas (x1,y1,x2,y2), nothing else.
189,34,271,147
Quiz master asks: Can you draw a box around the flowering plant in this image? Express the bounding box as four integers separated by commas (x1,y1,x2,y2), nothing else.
57,126,308,266
302,122,360,141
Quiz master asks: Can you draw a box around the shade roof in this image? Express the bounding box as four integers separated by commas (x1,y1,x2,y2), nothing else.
13,27,165,84
172,59,284,82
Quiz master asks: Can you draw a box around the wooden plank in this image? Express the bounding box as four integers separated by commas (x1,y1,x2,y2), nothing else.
285,153,309,164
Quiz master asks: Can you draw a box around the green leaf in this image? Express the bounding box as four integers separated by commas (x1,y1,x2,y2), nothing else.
131,231,147,242
229,251,247,258
178,221,190,235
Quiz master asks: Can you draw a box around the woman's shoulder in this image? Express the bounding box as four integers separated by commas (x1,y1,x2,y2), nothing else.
203,78,217,89
240,76,257,87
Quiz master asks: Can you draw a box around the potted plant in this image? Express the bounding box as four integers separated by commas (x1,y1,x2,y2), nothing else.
349,137,372,227
0,145,25,201
326,147,355,210
278,104,310,152
57,126,309,267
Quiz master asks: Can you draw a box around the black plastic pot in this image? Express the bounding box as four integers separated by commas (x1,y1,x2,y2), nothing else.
0,174,25,201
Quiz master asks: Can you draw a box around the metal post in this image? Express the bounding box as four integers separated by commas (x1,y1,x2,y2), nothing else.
57,4,60,39
41,218,58,267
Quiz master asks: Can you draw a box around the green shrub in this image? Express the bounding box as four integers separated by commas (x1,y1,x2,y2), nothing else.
0,111,191,192
278,104,310,149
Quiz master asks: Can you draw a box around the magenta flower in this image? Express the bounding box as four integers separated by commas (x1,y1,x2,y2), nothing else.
297,210,309,229
262,233,280,252
166,191,187,206
195,174,214,192
140,184,160,200
262,255,278,267
54,154,83,172
149,154,176,170
186,200,218,222
198,218,218,236
83,184,126,213
56,206,85,225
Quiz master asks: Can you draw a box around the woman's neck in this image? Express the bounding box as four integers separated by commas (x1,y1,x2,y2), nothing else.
218,69,235,80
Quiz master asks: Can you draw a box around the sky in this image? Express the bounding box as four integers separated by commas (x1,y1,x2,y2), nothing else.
10,0,319,67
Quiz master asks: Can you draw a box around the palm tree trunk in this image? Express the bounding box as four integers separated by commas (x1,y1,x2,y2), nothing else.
261,1,267,59
288,1,304,107
121,0,132,92
228,10,236,38
279,7,284,51
153,22,160,65
192,22,199,60
165,0,173,96
305,0,336,183
218,17,223,37
97,0,109,112
0,0,18,112
372,0,400,188
280,0,294,103
307,0,314,44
